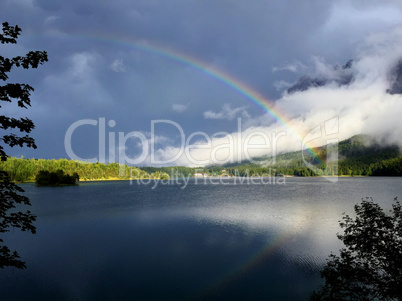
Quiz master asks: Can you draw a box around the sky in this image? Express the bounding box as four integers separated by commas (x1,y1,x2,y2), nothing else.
1,0,402,166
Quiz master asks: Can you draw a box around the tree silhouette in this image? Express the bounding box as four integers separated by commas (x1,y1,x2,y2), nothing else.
35,170,79,186
310,197,402,300
0,22,48,268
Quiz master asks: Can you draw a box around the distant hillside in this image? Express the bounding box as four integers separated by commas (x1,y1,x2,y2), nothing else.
206,135,401,177
1,135,400,181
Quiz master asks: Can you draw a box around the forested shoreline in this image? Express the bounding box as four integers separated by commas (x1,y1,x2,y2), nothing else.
0,158,168,182
210,135,402,177
1,136,400,182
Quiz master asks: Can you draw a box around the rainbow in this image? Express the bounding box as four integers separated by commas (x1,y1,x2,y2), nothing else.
40,33,324,290
80,36,323,287
57,33,323,163
198,229,296,297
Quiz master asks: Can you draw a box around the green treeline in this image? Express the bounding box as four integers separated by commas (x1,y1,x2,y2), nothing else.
0,158,168,182
214,135,402,177
0,136,400,181
96,135,402,178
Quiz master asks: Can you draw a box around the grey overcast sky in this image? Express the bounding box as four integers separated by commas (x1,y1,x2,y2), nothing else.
1,0,402,165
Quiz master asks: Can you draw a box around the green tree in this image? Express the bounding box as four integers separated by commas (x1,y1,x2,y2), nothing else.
310,197,402,300
0,22,48,268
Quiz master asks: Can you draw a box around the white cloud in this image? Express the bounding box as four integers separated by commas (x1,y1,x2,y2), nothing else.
110,59,127,72
44,15,59,25
70,52,95,77
172,103,188,113
272,61,307,73
203,111,224,120
203,104,249,120
273,80,293,91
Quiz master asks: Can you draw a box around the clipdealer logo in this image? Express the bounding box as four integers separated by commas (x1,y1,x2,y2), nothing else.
64,116,339,183
64,118,287,167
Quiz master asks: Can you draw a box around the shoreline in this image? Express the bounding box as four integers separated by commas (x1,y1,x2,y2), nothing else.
15,174,377,185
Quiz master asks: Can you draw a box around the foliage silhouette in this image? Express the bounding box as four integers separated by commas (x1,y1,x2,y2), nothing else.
0,22,47,268
0,170,36,268
310,197,402,300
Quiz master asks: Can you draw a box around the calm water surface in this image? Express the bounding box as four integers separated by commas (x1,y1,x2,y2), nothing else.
1,177,401,300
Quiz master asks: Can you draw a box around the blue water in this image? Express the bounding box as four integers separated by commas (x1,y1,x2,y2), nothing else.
1,177,401,300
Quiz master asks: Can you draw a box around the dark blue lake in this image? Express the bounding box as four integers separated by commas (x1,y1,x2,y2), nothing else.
1,177,401,300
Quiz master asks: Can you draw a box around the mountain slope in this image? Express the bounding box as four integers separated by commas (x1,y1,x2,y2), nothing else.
208,135,401,177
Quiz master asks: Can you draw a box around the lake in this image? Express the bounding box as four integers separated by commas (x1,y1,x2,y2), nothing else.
1,177,401,300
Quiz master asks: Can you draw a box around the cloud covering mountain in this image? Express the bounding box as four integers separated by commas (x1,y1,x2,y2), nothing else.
146,27,402,166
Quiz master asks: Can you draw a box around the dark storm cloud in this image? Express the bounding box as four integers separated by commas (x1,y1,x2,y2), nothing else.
14,0,334,81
